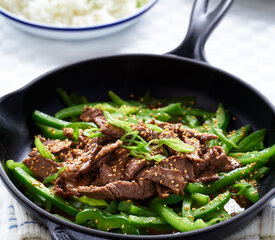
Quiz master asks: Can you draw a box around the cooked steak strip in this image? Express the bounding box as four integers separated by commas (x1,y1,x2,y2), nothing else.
23,151,60,180
132,120,178,142
132,120,160,141
158,156,195,182
179,128,218,143
54,140,122,197
156,184,171,199
223,156,241,172
157,122,218,143
200,146,228,172
78,185,114,199
94,140,122,162
80,107,125,138
63,128,110,148
197,171,219,183
63,128,90,147
181,137,203,163
59,142,101,180
78,179,156,200
54,173,93,198
100,148,129,185
124,157,148,181
138,167,187,195
193,146,240,182
61,139,121,179
41,137,73,154
58,148,82,163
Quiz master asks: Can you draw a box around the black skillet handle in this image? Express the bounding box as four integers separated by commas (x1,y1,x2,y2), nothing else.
46,219,109,240
168,0,234,62
46,220,72,240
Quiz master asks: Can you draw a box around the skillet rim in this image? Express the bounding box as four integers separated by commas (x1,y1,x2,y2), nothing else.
0,52,274,109
0,52,275,239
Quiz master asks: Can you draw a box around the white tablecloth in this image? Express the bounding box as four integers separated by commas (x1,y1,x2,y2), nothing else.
0,0,275,239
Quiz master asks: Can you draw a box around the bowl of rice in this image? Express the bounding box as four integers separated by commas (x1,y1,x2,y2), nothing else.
0,0,158,40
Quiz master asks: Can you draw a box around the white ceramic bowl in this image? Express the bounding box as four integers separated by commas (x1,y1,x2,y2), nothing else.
0,0,158,40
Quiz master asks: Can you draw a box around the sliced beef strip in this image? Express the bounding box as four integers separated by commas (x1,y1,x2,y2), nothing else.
58,148,83,163
59,139,122,180
184,151,203,163
159,130,178,139
54,173,93,198
179,128,218,143
138,167,187,195
157,122,218,143
182,137,204,163
197,171,219,183
124,158,148,181
90,176,103,187
133,120,178,142
156,184,171,199
99,148,129,185
183,137,201,150
80,107,125,138
224,156,241,172
88,139,123,171
158,156,195,182
59,141,101,180
63,128,110,149
63,128,90,147
94,140,122,162
95,153,115,170
78,185,114,199
157,122,184,132
79,106,99,122
99,164,114,185
63,127,74,138
132,120,160,141
78,179,156,200
54,140,122,197
193,146,240,183
23,151,60,180
201,146,228,172
40,137,73,154
110,179,155,200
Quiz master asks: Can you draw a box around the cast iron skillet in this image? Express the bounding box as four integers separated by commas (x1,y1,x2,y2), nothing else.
0,0,274,239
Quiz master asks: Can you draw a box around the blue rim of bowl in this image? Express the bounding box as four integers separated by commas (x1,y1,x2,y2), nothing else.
0,0,158,32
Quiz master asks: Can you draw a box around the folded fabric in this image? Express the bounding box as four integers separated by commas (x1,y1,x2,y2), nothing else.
5,191,275,240
7,195,51,240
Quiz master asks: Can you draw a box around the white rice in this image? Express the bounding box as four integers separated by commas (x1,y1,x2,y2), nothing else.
0,0,149,27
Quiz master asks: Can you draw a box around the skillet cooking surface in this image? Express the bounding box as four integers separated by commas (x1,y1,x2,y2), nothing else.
0,54,275,240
